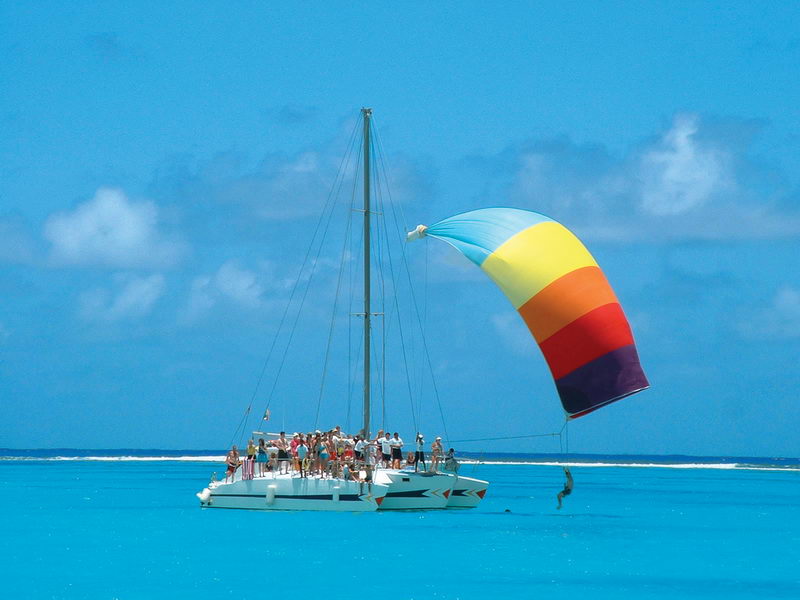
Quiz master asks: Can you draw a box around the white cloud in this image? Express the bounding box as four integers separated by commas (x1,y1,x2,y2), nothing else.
181,261,267,322
150,123,433,223
79,273,166,322
44,188,186,268
639,114,732,216
486,113,800,243
737,287,800,340
214,261,265,307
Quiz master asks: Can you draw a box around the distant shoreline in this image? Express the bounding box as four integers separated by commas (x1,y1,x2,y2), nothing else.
1,449,798,471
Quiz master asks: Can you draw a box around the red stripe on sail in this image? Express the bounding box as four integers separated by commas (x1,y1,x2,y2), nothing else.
538,302,634,380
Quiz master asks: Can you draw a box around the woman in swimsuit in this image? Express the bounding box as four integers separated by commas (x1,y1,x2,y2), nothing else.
318,439,330,478
431,437,443,472
256,438,268,477
225,445,240,483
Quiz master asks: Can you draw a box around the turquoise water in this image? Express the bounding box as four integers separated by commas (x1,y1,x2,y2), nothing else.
2,458,798,599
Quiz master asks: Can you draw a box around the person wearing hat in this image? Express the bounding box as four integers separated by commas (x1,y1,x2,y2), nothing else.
431,436,443,472
414,433,427,472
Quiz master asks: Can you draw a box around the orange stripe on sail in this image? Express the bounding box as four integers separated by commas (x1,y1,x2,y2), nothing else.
518,266,620,343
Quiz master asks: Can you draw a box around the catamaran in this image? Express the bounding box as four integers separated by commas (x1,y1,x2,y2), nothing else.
197,109,488,512
196,107,650,512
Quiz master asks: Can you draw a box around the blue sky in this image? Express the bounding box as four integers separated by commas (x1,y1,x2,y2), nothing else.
1,2,799,456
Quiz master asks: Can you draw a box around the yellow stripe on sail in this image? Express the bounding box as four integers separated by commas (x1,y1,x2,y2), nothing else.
481,221,598,309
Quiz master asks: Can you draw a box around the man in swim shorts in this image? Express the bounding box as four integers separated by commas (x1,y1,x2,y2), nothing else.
273,431,290,474
390,432,404,469
380,433,392,468
557,467,573,509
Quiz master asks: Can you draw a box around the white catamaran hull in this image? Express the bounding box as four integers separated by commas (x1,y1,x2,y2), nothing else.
197,474,387,512
373,470,457,510
445,473,489,508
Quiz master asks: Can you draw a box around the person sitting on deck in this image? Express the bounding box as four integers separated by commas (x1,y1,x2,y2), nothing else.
405,452,416,468
225,445,240,483
444,448,459,472
557,467,574,509
343,441,354,461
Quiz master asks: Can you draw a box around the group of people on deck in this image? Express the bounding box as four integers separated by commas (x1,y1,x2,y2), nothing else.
223,426,452,483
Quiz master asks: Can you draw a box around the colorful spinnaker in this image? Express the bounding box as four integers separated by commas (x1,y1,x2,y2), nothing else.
409,208,648,418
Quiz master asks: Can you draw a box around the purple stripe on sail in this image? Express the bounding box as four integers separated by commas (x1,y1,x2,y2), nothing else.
555,344,649,418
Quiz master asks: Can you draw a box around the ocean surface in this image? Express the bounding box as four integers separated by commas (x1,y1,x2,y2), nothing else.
1,450,798,599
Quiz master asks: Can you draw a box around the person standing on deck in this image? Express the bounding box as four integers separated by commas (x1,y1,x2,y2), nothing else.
380,433,392,468
246,438,257,466
296,438,308,478
273,431,290,474
414,433,426,472
390,432,404,469
557,467,574,509
289,434,300,473
224,445,240,483
256,438,268,477
354,436,366,462
431,437,443,472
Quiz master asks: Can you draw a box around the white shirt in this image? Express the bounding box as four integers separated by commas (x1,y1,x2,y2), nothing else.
380,438,392,454
355,440,366,452
416,439,424,451
390,436,403,449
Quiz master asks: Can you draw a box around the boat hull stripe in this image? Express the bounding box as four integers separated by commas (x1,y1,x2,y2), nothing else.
210,493,364,501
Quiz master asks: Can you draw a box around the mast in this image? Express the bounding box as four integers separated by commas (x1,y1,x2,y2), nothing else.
362,107,372,439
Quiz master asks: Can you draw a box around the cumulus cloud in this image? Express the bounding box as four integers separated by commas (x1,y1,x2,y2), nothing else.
150,127,433,222
44,188,186,268
181,261,267,322
737,287,800,340
478,113,800,242
79,273,166,322
638,114,733,216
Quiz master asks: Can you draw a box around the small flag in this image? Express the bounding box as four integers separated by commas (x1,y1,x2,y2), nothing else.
263,409,270,421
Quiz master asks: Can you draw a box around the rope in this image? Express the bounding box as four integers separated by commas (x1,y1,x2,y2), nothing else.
237,118,361,444
313,159,358,428
448,432,563,443
371,153,419,434
372,122,448,443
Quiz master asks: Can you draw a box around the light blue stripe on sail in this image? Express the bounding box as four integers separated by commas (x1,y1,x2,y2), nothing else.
426,208,553,266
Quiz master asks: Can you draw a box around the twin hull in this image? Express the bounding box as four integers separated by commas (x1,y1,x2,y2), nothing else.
198,470,488,511
200,475,386,512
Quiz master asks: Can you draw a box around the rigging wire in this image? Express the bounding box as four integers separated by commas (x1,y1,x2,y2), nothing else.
235,119,362,444
313,148,359,429
449,427,566,444
226,119,360,448
370,132,419,435
372,119,447,443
